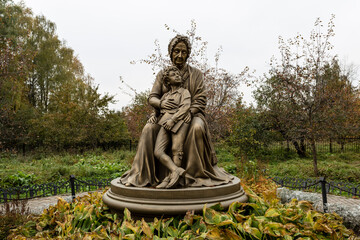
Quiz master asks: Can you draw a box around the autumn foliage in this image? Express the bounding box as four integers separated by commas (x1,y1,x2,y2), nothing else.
1,0,359,172
254,15,360,175
0,0,129,152
8,190,358,239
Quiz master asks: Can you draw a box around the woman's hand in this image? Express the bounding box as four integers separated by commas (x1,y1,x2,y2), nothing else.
147,115,157,124
163,119,175,130
161,98,177,110
183,112,192,123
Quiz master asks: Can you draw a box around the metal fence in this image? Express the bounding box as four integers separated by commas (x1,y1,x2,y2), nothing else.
2,175,359,214
268,138,360,153
0,175,112,203
270,176,360,213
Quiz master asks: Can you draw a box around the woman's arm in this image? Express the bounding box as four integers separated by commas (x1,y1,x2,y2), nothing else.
189,66,207,116
148,70,164,110
149,97,161,109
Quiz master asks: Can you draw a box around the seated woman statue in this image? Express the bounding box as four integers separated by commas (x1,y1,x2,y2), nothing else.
120,35,233,188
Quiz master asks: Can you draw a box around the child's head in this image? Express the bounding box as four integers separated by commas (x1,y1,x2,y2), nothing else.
162,66,184,89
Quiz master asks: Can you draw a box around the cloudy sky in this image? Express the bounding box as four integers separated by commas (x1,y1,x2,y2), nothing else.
18,0,360,110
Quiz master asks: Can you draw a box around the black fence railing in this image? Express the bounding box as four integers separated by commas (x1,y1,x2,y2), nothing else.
0,175,112,203
270,176,360,212
3,139,139,157
2,175,359,214
268,138,360,153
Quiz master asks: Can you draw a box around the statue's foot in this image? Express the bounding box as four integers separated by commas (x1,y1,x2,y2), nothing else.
174,158,182,167
124,182,132,187
156,176,170,189
166,167,186,189
173,153,183,167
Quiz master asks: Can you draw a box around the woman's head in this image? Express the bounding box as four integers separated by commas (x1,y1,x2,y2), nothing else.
162,66,184,89
168,35,191,68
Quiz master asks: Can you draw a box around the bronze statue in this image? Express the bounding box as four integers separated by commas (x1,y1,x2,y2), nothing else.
120,34,233,188
104,35,248,216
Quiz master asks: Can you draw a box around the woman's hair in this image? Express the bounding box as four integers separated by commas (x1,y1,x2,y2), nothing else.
168,34,191,60
162,65,184,89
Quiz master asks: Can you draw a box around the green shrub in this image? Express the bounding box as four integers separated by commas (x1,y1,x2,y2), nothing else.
8,189,357,239
1,171,37,188
0,200,31,239
0,150,133,188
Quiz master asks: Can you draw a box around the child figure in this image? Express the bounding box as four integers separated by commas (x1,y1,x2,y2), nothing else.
154,66,191,189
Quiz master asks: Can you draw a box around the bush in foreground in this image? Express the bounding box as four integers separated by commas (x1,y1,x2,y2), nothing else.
8,188,358,240
0,200,31,239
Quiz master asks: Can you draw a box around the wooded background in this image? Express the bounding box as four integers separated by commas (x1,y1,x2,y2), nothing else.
1,1,359,175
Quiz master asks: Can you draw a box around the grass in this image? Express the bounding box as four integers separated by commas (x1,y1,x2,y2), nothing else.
263,151,360,184
1,145,359,188
0,149,134,188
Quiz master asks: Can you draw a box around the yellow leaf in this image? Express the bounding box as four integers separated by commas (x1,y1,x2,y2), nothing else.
141,219,153,237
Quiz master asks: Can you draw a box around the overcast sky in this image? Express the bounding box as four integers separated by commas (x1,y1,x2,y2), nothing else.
18,0,360,110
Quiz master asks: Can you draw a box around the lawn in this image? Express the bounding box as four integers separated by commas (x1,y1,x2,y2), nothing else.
263,151,360,184
1,146,359,189
0,150,134,188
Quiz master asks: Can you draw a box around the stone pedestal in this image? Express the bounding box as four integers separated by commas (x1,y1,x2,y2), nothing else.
103,176,248,218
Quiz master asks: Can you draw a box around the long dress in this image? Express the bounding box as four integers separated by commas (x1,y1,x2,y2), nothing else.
120,64,233,187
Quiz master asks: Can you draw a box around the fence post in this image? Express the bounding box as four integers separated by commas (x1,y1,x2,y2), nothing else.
352,187,357,197
29,188,34,198
3,191,7,203
319,177,328,213
70,175,76,202
329,139,333,153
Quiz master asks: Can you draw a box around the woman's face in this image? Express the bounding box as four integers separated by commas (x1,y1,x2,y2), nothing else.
171,42,188,68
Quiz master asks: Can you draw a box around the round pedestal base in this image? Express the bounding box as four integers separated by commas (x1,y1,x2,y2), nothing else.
103,176,248,217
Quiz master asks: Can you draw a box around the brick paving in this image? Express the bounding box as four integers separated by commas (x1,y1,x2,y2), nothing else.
308,192,360,212
327,194,360,206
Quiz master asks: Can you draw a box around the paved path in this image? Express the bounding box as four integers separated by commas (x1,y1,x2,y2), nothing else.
278,188,360,233
0,192,99,215
322,194,360,209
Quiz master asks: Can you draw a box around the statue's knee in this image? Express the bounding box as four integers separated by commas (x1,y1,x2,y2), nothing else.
142,123,155,135
171,145,183,156
154,148,162,160
191,120,204,139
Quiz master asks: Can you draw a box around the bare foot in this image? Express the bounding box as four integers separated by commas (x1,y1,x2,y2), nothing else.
166,167,186,189
156,175,170,189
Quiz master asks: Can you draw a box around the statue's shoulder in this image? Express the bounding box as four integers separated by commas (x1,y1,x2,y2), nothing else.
188,65,202,74
156,68,165,76
155,69,165,83
188,65,203,82
178,87,190,94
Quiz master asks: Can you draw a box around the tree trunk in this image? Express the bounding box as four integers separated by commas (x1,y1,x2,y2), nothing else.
300,138,306,153
310,138,319,176
286,140,290,152
293,140,306,158
329,138,333,153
